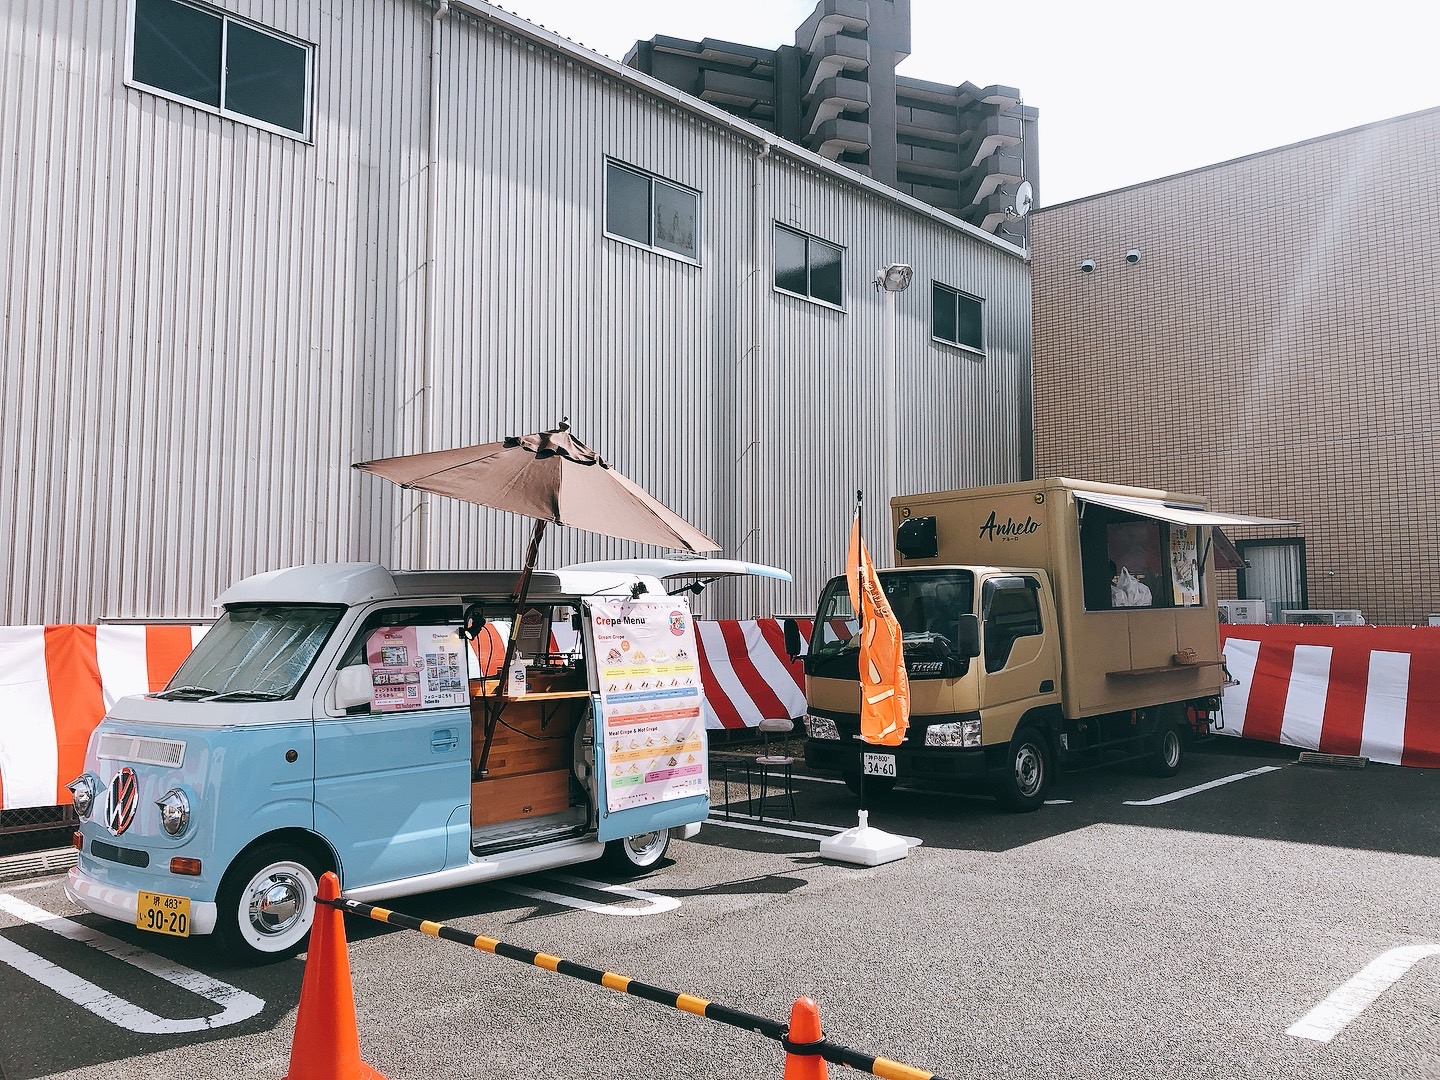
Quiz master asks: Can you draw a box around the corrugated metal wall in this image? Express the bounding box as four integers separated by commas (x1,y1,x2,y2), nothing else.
1,0,1030,626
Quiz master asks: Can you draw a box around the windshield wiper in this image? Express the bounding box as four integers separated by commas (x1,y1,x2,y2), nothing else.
200,690,286,702
153,685,218,701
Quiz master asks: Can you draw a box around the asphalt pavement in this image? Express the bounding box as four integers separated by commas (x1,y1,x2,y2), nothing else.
2,738,1438,1080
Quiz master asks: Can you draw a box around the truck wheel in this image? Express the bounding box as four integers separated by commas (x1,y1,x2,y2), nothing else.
215,843,321,964
995,725,1051,813
602,829,671,874
842,772,898,797
1148,725,1185,777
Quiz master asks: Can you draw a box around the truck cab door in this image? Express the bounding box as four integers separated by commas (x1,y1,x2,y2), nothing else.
977,576,1057,741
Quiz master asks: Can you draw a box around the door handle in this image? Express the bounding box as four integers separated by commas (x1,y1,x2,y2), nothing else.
431,728,459,753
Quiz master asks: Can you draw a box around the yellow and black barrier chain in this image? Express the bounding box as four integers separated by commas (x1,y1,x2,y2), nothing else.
319,893,950,1080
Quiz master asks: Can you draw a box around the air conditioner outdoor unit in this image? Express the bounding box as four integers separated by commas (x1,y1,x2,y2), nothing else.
1280,609,1365,626
1217,600,1267,624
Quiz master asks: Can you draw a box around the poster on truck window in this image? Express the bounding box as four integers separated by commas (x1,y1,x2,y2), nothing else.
1170,526,1202,607
366,625,468,712
590,599,707,813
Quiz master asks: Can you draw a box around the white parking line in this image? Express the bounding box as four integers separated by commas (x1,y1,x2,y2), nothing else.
790,773,1071,804
0,893,264,1034
1287,943,1440,1042
490,874,679,916
1123,765,1283,806
707,814,923,846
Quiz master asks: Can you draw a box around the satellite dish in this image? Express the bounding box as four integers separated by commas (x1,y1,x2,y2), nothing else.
1008,180,1033,219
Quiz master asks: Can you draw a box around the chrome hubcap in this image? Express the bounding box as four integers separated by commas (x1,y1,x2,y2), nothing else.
249,873,306,937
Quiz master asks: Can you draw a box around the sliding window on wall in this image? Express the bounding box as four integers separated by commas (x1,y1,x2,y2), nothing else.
773,224,843,308
130,0,314,139
604,160,700,262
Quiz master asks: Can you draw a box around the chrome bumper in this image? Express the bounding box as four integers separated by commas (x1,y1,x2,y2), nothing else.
64,866,219,936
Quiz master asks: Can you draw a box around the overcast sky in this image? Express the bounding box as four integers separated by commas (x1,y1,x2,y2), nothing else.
493,0,1438,205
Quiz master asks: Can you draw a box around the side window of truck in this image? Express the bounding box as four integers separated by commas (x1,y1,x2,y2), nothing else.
336,605,464,714
983,577,1042,673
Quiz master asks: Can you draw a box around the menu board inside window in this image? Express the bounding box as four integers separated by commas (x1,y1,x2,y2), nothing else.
366,625,469,711
1170,525,1202,607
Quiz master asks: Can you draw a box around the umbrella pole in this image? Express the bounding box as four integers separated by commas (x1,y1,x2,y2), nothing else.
476,518,548,777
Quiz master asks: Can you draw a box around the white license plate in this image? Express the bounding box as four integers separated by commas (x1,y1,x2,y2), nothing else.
136,890,191,937
863,753,896,777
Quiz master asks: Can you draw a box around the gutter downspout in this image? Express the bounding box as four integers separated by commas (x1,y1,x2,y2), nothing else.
740,141,771,617
415,0,450,569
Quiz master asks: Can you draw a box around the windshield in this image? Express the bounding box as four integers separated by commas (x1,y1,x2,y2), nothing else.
161,604,346,701
808,570,974,677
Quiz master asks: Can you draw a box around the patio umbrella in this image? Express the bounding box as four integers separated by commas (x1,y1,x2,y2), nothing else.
352,419,719,771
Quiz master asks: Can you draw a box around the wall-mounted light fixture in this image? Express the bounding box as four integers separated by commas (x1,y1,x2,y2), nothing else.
1125,249,1141,264
1079,259,1096,274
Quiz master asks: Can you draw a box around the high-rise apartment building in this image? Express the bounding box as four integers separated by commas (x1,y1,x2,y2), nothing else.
625,0,1038,245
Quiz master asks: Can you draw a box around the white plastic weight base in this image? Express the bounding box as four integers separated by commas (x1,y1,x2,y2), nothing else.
818,810,910,866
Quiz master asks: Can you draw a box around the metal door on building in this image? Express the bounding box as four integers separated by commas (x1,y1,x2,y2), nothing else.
1236,539,1307,623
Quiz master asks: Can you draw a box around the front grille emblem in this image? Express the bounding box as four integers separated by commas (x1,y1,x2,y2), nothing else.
107,768,139,835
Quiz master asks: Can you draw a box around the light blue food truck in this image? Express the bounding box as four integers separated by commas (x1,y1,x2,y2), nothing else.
64,559,785,962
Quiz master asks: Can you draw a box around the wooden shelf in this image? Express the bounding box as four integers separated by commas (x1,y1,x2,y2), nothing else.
1107,660,1225,678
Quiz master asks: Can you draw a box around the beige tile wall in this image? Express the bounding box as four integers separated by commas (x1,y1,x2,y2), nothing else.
1030,108,1440,625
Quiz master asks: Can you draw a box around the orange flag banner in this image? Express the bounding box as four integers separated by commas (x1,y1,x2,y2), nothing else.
846,516,910,746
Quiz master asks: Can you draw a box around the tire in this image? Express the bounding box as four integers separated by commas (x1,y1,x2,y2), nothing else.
842,772,898,797
1148,724,1185,777
215,843,321,964
602,828,671,873
994,725,1051,813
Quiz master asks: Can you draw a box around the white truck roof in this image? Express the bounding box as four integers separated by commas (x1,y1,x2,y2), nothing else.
215,562,666,607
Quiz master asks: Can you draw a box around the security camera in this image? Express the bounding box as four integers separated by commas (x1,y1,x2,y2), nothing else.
1125,249,1141,264
1079,259,1096,274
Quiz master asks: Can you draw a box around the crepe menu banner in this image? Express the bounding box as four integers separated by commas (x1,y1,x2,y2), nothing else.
591,599,707,813
366,625,469,712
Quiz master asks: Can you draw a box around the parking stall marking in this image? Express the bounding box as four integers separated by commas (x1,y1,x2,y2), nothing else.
1123,765,1283,806
489,874,680,916
706,814,923,847
0,893,264,1034
1287,943,1440,1043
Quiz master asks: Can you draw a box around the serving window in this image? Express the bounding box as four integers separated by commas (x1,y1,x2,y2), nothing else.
1079,506,1204,611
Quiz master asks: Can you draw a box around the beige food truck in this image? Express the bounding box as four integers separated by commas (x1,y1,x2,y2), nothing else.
790,478,1291,811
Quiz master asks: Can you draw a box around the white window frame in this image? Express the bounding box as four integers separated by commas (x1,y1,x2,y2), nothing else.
772,223,846,312
125,0,316,143
931,280,986,358
602,159,702,266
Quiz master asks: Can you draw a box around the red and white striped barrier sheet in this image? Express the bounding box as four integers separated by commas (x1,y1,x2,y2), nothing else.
0,625,208,810
1220,626,1440,767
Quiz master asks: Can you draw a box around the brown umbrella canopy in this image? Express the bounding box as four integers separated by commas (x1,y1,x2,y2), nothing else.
352,421,719,553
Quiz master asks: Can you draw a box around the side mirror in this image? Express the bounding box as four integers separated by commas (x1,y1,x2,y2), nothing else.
333,664,372,711
783,619,804,660
954,614,981,659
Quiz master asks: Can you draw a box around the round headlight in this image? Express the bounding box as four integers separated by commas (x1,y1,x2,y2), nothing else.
67,775,96,818
156,789,191,836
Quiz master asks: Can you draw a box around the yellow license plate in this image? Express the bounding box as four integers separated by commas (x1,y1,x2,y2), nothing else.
136,891,191,937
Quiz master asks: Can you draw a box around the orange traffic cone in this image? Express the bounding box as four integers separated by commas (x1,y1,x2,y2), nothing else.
782,997,828,1079
283,871,386,1080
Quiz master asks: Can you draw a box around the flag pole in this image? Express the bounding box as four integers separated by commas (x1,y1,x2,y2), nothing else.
854,488,867,816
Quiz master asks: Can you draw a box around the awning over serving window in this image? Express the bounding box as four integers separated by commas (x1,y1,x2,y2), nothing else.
1073,490,1298,528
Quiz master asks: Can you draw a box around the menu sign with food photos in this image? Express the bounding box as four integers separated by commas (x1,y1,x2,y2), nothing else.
590,599,706,813
366,625,468,712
